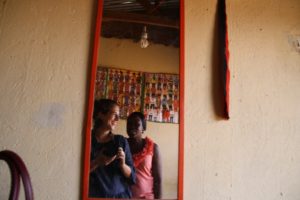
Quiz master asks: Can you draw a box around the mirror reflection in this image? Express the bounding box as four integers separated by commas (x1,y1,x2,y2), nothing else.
88,0,180,199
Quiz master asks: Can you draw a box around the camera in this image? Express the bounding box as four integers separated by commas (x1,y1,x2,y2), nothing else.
103,144,119,157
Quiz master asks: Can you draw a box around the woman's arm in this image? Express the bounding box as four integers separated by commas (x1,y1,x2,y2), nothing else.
118,138,136,184
117,147,132,178
152,143,162,199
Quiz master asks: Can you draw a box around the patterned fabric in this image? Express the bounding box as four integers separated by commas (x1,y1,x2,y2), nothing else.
219,0,230,119
132,137,154,167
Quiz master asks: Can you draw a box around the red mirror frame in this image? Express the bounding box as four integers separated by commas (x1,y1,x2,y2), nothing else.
82,0,184,199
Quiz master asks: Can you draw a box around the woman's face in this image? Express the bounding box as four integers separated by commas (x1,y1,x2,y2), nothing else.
100,105,120,131
127,117,143,139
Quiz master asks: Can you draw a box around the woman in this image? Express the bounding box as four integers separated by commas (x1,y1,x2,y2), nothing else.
89,99,136,198
126,112,162,199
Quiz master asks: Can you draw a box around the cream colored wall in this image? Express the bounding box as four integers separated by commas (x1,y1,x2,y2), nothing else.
98,37,179,73
185,0,300,200
98,37,179,198
0,0,300,200
0,0,94,199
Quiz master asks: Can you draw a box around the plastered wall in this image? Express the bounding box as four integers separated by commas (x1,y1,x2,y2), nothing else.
0,0,95,199
185,0,300,200
0,0,300,200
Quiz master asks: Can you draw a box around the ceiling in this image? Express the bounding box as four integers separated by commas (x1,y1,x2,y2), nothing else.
101,0,180,47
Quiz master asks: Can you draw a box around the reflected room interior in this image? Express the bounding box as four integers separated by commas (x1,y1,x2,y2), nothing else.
86,0,180,199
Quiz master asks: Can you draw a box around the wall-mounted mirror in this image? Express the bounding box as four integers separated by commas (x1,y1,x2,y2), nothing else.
82,0,184,199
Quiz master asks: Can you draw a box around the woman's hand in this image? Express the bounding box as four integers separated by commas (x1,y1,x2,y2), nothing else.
117,147,126,166
90,149,116,172
97,149,117,166
117,147,132,178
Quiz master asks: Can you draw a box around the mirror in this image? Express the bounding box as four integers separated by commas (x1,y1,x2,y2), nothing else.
82,0,184,199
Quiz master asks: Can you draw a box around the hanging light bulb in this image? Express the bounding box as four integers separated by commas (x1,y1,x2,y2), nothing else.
140,26,149,48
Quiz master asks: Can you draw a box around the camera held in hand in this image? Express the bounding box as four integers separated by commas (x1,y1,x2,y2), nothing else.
103,143,119,157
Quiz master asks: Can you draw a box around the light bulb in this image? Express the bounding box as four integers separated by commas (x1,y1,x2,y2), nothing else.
140,37,149,48
140,26,149,48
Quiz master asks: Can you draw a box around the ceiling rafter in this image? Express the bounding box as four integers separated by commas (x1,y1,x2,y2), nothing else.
101,0,179,47
103,11,179,29
135,0,164,14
